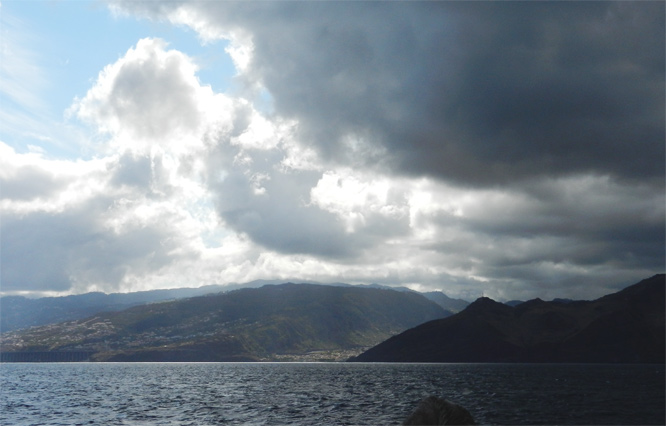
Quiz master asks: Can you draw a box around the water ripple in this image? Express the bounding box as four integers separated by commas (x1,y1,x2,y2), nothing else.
0,363,664,425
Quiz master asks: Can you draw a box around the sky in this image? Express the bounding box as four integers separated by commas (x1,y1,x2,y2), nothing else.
1,1,664,301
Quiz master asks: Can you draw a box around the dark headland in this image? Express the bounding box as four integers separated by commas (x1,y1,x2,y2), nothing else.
350,274,665,363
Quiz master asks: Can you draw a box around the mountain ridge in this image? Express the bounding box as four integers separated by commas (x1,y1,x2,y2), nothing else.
350,274,665,363
1,283,448,362
0,281,468,333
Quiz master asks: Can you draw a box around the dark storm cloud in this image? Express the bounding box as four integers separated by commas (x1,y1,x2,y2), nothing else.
125,1,666,186
426,177,665,272
112,0,665,183
414,1,665,185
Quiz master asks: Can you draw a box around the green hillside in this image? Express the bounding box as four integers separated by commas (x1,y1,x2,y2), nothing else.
0,283,446,362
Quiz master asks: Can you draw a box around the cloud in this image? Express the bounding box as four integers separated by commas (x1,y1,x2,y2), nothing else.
110,153,153,189
71,38,213,151
114,1,664,185
1,2,663,301
310,169,409,234
1,205,180,293
0,34,233,293
0,164,67,201
0,143,197,294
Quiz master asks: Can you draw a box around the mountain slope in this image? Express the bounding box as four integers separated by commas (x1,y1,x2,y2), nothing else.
0,285,228,333
0,281,467,333
346,284,470,315
0,283,447,362
350,275,665,363
421,291,469,314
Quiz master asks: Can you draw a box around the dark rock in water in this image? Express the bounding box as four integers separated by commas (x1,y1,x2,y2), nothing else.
403,396,476,425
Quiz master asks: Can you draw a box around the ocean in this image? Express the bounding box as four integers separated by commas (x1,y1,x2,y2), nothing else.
1,362,663,425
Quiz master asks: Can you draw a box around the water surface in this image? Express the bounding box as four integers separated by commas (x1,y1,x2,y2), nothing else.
1,363,663,425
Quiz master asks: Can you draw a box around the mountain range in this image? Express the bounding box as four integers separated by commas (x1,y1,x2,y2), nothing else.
2,276,662,363
0,281,467,333
0,284,449,362
0,285,227,333
350,274,665,363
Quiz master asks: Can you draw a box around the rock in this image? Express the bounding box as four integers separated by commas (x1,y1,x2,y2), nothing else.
403,396,476,425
